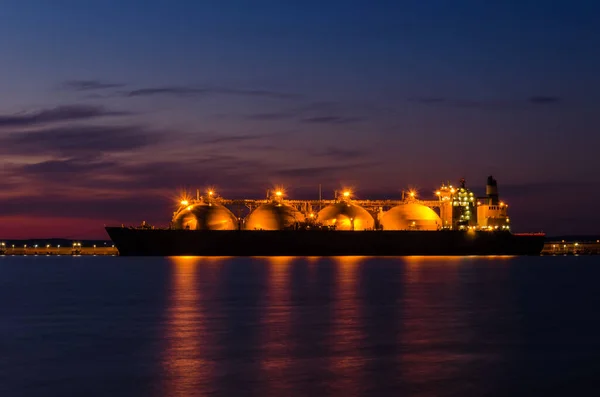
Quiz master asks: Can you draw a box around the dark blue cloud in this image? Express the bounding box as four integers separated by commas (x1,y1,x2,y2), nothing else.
312,147,363,160
20,157,118,175
123,86,300,99
408,96,565,109
0,124,160,156
275,162,380,178
0,105,129,127
201,134,269,145
61,80,126,91
301,116,365,124
245,112,295,121
0,194,167,220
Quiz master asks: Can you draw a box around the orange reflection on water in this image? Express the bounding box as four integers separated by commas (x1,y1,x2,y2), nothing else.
264,256,296,267
162,257,218,397
404,255,469,262
329,256,365,395
258,256,295,394
403,256,464,284
167,255,232,261
403,255,516,261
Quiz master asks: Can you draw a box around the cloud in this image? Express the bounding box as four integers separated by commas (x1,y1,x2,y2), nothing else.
529,96,561,104
8,153,272,194
201,134,268,145
125,87,204,97
301,116,365,124
409,96,564,108
242,100,383,124
275,166,339,178
218,88,300,99
114,160,270,196
195,131,285,146
312,147,363,160
0,105,129,128
19,157,118,175
61,80,126,91
0,194,167,221
244,108,367,124
123,86,299,99
408,97,506,109
118,155,272,183
0,124,161,156
276,162,380,178
245,112,295,121
238,144,279,151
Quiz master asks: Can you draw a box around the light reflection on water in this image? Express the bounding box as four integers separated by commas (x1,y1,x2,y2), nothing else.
259,256,295,395
3,255,590,396
162,257,222,397
159,256,513,396
329,256,366,396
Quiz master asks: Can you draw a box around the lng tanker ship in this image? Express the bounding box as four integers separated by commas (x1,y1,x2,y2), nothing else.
106,176,545,256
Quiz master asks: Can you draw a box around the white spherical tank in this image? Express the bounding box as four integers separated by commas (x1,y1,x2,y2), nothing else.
380,203,441,231
173,203,238,230
317,202,375,231
245,203,305,230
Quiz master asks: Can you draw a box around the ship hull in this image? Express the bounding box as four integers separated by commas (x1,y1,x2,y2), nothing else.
105,228,545,256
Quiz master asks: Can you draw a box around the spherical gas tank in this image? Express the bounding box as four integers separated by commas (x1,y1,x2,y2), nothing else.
245,203,305,230
173,202,238,230
380,203,441,231
317,202,375,231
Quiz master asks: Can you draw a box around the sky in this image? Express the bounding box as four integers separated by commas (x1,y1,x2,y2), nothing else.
1,0,599,238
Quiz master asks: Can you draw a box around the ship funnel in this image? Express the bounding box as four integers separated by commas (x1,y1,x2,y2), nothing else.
486,175,499,205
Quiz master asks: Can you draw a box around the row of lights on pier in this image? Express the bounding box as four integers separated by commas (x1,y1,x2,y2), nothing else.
0,243,115,249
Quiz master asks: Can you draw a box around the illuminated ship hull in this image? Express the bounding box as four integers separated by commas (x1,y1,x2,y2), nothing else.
105,227,545,256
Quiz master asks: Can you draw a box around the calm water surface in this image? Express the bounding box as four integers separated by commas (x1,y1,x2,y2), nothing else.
1,256,599,397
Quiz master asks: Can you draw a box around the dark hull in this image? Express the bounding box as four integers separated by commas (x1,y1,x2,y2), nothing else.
106,228,545,256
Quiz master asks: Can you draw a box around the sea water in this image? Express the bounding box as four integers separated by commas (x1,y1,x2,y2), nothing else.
1,255,599,397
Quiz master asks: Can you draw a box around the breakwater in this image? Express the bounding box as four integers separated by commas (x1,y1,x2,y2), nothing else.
541,240,600,255
1,242,117,256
